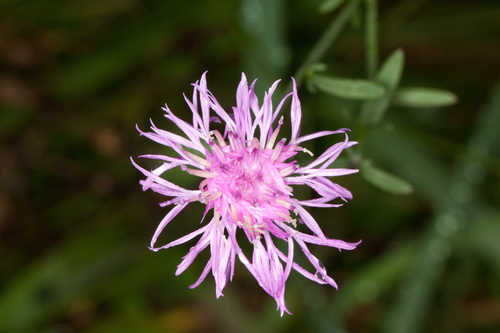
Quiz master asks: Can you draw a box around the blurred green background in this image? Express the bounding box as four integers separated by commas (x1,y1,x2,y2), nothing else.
1,0,500,332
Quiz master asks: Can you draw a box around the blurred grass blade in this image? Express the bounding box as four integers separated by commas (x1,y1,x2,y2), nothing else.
385,84,500,333
311,74,385,100
393,87,458,108
360,49,405,125
361,160,413,194
335,240,418,314
365,0,378,78
318,0,344,14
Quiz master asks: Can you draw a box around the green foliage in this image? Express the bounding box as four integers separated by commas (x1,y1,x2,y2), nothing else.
393,87,458,108
360,160,413,195
360,49,405,125
309,74,385,99
364,0,378,78
462,213,500,276
0,227,140,331
385,84,500,333
295,0,361,85
334,240,418,314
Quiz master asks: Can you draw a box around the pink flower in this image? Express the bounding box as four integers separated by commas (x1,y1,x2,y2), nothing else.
131,72,360,315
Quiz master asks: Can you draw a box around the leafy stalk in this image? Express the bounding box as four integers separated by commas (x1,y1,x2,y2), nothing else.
365,0,378,78
294,0,362,86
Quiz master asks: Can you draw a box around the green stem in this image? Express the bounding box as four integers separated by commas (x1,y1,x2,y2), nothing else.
293,0,362,87
365,0,378,78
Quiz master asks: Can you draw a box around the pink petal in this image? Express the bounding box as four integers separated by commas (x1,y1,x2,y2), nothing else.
150,202,189,249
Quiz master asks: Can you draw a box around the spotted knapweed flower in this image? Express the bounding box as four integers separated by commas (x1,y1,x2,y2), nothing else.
131,72,360,315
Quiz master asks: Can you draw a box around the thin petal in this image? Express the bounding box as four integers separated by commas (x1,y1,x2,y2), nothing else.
150,202,189,249
199,71,210,131
130,157,192,193
283,237,294,283
297,134,352,171
297,198,343,208
150,223,209,252
290,78,301,143
176,241,210,276
138,154,190,166
139,161,179,191
176,224,213,275
160,107,206,153
259,80,281,147
295,230,360,250
295,129,348,144
276,221,361,251
189,258,212,289
295,205,326,238
272,92,292,124
295,168,359,177
235,73,252,140
295,177,353,201
294,236,338,288
275,247,329,285
183,91,207,137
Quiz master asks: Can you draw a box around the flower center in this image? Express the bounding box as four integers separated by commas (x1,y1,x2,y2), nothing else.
199,131,297,236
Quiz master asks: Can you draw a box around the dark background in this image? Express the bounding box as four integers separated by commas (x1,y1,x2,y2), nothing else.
1,0,500,332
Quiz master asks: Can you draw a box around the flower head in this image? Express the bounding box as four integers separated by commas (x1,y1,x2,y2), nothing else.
131,72,360,315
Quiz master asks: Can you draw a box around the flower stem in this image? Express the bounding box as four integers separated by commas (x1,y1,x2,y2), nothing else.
365,0,378,78
294,0,362,87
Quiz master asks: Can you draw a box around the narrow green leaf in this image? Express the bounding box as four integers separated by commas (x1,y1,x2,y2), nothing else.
393,87,458,108
360,49,405,125
361,160,413,194
318,0,344,14
311,74,385,100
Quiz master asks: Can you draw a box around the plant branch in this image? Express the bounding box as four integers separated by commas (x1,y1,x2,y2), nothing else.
293,0,362,87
